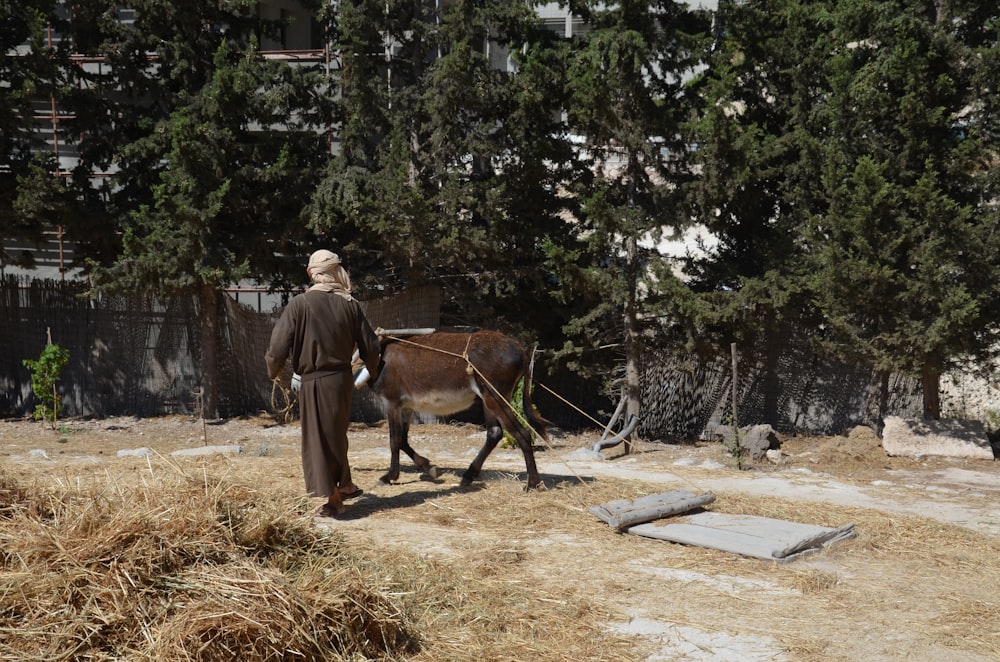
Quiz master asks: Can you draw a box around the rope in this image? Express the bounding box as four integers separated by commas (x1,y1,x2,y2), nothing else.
379,332,711,510
381,332,538,435
270,377,296,424
535,380,608,429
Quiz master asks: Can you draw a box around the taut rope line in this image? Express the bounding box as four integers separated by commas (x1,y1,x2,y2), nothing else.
534,380,607,429
379,333,537,432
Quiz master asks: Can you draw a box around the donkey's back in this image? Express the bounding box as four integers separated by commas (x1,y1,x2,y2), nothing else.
376,330,529,417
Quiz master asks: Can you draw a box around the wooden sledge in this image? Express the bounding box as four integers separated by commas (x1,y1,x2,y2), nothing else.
591,490,856,561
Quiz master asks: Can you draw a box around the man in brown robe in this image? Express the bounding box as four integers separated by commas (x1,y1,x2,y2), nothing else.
265,249,381,518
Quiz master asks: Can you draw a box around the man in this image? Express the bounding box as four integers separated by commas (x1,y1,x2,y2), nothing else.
265,249,381,518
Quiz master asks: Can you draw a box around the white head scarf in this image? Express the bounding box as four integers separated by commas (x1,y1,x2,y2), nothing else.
307,249,353,301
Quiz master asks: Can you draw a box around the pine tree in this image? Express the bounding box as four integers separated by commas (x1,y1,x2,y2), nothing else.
553,0,711,444
309,0,572,337
682,0,835,427
69,1,333,416
805,0,1000,419
1,0,71,264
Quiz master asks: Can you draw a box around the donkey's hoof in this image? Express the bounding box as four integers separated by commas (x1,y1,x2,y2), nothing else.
379,474,396,485
425,465,439,480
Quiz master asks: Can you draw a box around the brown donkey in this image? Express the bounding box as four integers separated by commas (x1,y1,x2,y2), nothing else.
366,330,552,489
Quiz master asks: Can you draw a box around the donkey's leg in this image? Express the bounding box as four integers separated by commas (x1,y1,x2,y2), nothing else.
461,409,506,486
381,406,407,484
396,411,438,479
482,389,543,490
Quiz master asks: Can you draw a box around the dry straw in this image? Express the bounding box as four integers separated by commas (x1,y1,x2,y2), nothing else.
0,466,410,661
7,420,1000,661
0,462,635,662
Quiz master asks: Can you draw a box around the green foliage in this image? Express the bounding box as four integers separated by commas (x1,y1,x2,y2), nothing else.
721,416,745,470
501,378,527,449
686,0,832,346
985,409,1000,434
550,0,712,403
309,0,573,334
7,0,1000,428
0,0,69,247
803,0,1000,416
688,0,1000,418
22,342,70,428
86,29,328,295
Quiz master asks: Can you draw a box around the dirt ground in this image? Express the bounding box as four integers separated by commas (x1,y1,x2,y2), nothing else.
3,415,1000,661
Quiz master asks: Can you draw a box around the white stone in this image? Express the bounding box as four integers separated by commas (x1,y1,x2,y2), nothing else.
117,447,153,458
564,448,605,461
881,416,994,460
170,445,243,457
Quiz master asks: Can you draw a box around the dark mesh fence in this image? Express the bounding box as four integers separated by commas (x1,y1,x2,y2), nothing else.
1,275,923,436
1,276,443,420
639,331,923,440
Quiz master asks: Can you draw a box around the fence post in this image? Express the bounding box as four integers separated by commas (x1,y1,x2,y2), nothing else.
730,342,738,431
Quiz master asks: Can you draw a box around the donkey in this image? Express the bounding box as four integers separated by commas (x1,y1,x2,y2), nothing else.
365,330,553,490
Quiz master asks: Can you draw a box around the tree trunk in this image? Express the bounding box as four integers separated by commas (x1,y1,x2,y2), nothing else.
624,233,641,455
198,283,221,419
863,368,890,434
921,354,942,421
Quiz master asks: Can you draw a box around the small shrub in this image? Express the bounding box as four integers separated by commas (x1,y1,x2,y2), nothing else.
22,341,70,429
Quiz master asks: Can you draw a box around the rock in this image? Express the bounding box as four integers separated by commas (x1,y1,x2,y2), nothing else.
765,449,785,464
705,424,781,462
117,447,153,458
881,416,994,460
170,445,243,457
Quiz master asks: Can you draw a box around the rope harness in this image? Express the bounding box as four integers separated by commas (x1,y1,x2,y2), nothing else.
381,332,537,435
270,377,297,424
379,333,601,490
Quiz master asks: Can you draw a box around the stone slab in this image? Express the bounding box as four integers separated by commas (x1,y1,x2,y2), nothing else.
629,512,856,561
881,416,994,460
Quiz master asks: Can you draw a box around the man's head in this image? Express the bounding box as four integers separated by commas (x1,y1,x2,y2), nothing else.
307,249,352,297
307,249,340,279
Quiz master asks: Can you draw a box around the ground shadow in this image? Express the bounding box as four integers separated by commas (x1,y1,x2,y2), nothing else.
327,482,482,520
327,469,596,520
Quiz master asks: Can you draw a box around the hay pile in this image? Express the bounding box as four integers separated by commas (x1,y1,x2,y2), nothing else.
0,466,412,661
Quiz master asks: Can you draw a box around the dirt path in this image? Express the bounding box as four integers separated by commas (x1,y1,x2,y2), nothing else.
3,416,999,661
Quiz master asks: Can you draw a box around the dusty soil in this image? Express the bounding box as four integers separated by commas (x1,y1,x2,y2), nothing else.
3,415,1000,661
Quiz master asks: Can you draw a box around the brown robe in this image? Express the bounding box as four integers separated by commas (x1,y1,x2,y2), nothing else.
265,290,381,498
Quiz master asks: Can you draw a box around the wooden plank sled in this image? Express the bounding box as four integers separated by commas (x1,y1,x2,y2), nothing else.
589,489,717,532
590,491,856,561
629,512,857,561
